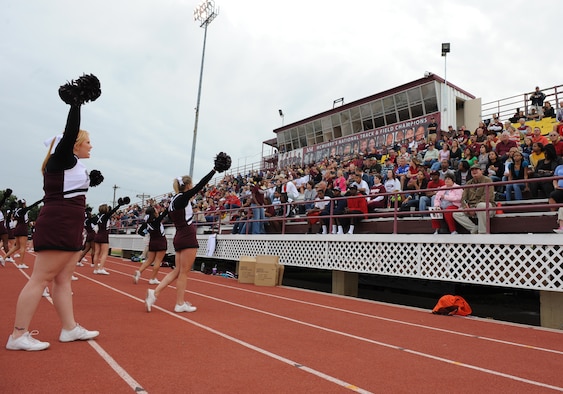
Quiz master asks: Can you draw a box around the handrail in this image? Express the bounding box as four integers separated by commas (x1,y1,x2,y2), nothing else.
110,175,562,236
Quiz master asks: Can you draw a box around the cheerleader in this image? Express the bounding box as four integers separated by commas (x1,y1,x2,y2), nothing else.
0,188,12,266
76,207,96,266
6,74,103,351
145,152,231,313
4,199,41,269
92,197,129,275
133,205,168,285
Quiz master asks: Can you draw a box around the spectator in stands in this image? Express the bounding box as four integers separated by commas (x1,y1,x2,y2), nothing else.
530,86,546,119
527,108,540,121
453,164,495,234
326,187,347,234
340,185,368,234
438,142,451,167
509,108,523,123
517,117,532,137
530,144,561,198
303,180,318,212
531,127,549,146
463,147,478,168
384,169,402,208
486,151,503,182
477,144,490,171
548,132,563,158
263,197,280,233
455,160,472,186
475,121,487,135
506,125,522,144
484,130,499,152
549,165,563,231
403,157,421,190
427,117,438,143
423,143,440,170
351,172,369,195
487,116,503,135
495,131,518,162
333,169,347,193
250,176,266,234
529,142,545,170
474,127,487,144
381,158,395,181
431,173,462,234
521,136,534,162
306,188,330,234
400,169,428,212
553,101,563,136
504,151,529,201
438,159,455,180
543,101,555,118
419,170,445,213
395,156,410,190
449,139,463,169
367,174,387,212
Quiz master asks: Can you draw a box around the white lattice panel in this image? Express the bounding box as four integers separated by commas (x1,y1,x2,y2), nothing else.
110,233,563,292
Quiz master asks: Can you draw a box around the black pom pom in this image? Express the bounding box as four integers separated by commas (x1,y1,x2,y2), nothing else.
214,152,232,173
118,197,123,206
89,170,104,187
4,188,12,198
123,196,131,205
59,73,101,105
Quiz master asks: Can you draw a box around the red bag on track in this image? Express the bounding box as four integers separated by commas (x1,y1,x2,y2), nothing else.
432,295,472,316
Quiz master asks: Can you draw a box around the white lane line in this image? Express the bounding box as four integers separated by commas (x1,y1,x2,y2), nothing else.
100,267,563,392
15,266,147,393
83,274,373,394
185,275,563,356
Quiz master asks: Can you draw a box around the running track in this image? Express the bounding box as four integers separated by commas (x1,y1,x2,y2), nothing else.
1,252,562,393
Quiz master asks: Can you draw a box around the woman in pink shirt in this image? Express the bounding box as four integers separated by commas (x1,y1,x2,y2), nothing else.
431,174,463,234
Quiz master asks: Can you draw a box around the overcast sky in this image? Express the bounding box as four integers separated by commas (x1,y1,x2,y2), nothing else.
2,0,561,209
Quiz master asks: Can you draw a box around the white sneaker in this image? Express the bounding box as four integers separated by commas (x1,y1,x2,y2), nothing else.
16,264,29,269
59,324,99,342
174,302,197,313
451,231,458,235
133,270,141,284
97,269,109,275
71,275,79,281
90,263,95,268
148,278,160,285
6,331,50,351
14,253,20,258
145,289,156,312
93,269,98,274
346,231,353,235
76,262,84,267
6,257,15,263
433,230,439,235
42,288,50,297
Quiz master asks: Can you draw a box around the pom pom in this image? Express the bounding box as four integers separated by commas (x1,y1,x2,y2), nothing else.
89,170,104,187
213,152,232,173
4,188,12,198
59,73,101,105
117,196,131,206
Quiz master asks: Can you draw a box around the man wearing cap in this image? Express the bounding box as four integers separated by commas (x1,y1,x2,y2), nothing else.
453,164,496,234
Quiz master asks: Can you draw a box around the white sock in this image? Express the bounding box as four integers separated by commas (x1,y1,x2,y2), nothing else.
322,225,327,234
348,225,354,234
332,225,337,234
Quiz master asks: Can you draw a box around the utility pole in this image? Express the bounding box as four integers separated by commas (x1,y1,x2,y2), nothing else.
136,193,150,207
112,184,119,208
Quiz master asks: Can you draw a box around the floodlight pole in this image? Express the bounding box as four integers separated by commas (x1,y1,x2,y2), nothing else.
441,43,450,115
189,0,219,178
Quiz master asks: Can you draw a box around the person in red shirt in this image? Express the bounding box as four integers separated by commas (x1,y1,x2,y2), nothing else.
547,132,563,158
494,131,518,161
419,171,445,213
340,185,368,234
531,127,549,146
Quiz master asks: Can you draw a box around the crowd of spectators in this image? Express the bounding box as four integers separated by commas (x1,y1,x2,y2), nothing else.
107,99,563,235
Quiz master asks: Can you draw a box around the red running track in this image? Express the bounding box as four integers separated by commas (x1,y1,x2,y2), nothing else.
1,251,562,393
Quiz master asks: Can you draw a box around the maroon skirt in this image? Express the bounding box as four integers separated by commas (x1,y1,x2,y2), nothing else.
13,222,28,237
34,197,85,252
173,224,198,251
149,234,167,252
0,221,7,236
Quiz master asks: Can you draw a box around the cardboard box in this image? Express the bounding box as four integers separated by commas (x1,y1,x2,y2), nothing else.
254,255,283,287
237,256,256,284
